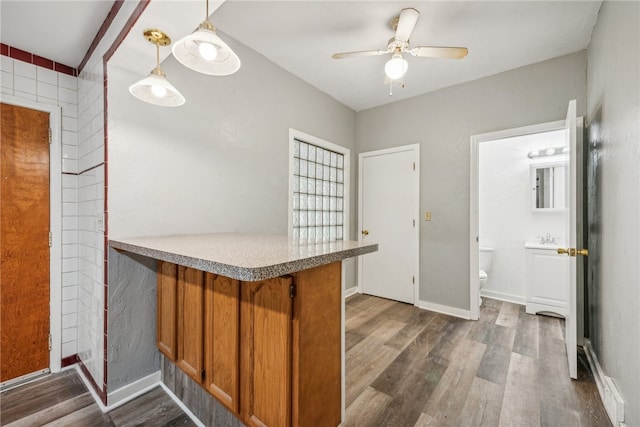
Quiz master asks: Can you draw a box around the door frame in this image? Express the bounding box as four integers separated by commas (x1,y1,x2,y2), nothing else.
470,118,583,326
1,94,62,376
357,143,420,305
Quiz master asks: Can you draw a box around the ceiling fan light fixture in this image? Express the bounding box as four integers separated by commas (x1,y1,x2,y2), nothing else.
172,0,241,76
384,52,408,80
129,29,185,107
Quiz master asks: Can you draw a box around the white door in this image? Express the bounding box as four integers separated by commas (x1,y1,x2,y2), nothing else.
563,99,579,379
359,145,419,304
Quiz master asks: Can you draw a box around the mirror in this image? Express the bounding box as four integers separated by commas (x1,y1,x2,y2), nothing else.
531,162,566,210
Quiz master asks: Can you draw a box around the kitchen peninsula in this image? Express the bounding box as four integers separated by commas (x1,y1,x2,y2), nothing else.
109,233,377,427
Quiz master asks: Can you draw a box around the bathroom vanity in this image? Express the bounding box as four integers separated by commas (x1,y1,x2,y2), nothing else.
524,242,569,317
110,233,377,427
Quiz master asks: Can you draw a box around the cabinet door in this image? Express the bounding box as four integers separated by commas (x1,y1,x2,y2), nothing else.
204,273,240,413
177,266,204,383
241,277,293,427
157,261,177,360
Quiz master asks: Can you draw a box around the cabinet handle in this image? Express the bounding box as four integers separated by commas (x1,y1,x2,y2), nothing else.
361,230,369,236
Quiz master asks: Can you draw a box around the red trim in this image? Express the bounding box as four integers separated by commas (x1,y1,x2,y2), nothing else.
1,44,77,77
103,0,151,63
61,354,79,367
33,55,54,69
9,46,31,63
78,0,125,72
78,359,107,405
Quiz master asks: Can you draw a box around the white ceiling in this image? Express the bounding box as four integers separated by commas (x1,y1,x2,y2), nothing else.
1,1,602,112
0,1,115,67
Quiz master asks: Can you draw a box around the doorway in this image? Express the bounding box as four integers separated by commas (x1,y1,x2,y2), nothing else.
0,96,62,388
358,144,419,304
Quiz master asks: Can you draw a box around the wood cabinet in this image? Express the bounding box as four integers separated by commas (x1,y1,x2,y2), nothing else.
157,261,177,360
204,273,240,413
241,277,293,427
525,247,569,317
177,266,204,383
157,261,342,427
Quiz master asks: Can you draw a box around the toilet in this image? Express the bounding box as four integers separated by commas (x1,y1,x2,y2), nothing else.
479,247,494,305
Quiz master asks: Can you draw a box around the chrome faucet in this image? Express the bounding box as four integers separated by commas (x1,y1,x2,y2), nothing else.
537,233,557,244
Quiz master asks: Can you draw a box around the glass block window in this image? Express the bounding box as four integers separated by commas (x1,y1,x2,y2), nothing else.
292,138,345,242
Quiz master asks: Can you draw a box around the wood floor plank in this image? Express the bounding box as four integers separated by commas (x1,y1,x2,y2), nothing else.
495,301,520,329
456,376,504,427
476,344,512,386
384,309,435,351
345,319,405,406
0,370,88,424
43,404,114,427
345,330,366,352
498,352,540,427
372,360,447,427
422,339,486,426
538,314,564,341
369,326,447,398
108,387,194,427
512,306,539,358
3,392,94,427
343,386,392,427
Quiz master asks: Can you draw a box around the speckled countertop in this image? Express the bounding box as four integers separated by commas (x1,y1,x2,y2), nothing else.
109,233,378,281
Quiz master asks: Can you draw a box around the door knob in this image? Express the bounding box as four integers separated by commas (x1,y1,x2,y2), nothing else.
361,230,369,236
557,248,589,257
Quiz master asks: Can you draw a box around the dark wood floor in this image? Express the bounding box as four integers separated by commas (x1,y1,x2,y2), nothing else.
0,369,195,426
1,296,610,426
343,295,611,427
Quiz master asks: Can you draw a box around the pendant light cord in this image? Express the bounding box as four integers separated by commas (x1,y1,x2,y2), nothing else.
205,0,209,21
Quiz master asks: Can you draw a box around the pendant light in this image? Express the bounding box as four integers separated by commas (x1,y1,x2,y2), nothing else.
129,29,185,107
171,0,241,76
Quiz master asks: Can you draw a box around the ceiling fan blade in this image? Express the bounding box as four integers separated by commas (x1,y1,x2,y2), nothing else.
395,8,420,43
410,46,469,59
332,49,390,59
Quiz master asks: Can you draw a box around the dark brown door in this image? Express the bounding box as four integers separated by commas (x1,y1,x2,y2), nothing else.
1,103,51,382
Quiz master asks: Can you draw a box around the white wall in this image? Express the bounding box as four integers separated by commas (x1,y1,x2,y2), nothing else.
356,51,587,312
479,131,566,302
0,55,79,361
586,2,640,425
107,34,357,282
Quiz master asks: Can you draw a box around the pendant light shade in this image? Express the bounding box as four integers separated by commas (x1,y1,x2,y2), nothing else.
129,29,185,107
171,1,240,76
129,68,185,107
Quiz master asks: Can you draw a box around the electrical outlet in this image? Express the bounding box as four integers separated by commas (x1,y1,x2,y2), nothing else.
425,211,432,221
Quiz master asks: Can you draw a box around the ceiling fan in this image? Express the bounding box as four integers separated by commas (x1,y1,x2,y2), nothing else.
332,8,468,83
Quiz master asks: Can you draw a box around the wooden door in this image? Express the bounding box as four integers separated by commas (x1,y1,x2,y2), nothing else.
204,273,240,413
1,103,51,382
157,261,177,360
241,277,293,427
176,266,204,383
359,145,419,304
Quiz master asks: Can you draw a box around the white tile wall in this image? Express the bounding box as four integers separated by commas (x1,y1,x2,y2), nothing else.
77,59,106,390
0,55,80,359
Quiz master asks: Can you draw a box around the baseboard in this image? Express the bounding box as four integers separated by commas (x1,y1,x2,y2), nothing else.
344,287,358,299
159,382,205,427
106,371,161,410
480,289,526,305
583,339,625,426
75,365,108,413
417,299,471,320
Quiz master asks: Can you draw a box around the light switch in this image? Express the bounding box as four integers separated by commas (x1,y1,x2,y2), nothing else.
425,211,432,221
